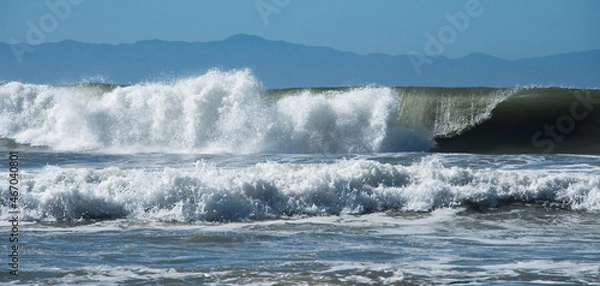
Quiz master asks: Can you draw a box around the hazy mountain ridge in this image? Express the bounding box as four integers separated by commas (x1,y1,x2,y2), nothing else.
1,34,598,88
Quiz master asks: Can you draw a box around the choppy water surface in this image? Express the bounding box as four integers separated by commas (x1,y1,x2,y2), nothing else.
1,152,599,285
1,72,599,284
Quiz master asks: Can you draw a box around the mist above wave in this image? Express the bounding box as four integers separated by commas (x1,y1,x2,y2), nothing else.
0,70,430,154
4,69,598,154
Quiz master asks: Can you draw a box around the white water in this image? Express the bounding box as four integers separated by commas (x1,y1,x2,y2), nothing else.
0,70,432,154
3,155,598,222
3,71,599,286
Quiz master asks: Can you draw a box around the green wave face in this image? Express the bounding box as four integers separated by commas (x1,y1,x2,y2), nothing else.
2,75,599,154
433,87,600,154
270,86,600,154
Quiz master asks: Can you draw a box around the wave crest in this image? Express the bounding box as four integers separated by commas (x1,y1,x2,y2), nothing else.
0,70,430,153
3,157,599,222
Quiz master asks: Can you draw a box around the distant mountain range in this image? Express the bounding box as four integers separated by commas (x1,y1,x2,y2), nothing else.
1,34,599,89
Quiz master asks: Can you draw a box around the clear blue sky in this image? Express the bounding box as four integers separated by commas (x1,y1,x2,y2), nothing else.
1,0,599,60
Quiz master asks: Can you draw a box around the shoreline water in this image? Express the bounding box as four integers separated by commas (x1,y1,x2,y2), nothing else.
2,195,599,285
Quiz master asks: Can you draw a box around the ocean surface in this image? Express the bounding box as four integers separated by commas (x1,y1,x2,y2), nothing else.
1,70,599,285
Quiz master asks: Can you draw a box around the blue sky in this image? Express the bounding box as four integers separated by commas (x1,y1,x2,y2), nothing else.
1,0,599,60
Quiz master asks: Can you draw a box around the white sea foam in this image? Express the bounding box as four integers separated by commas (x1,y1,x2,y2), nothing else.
3,156,598,222
0,70,430,154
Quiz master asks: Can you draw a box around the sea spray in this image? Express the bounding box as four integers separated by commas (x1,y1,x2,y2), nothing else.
4,156,599,222
0,70,430,153
2,71,599,154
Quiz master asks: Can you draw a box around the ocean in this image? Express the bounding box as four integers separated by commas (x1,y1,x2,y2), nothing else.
1,70,599,285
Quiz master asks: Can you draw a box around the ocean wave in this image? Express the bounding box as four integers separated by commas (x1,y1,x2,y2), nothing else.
1,70,599,154
0,70,429,154
2,157,598,222
435,87,600,153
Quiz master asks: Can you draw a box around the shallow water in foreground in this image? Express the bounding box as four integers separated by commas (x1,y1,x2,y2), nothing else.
1,152,599,285
4,206,600,285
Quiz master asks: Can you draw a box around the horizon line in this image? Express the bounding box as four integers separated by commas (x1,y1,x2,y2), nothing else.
3,33,600,62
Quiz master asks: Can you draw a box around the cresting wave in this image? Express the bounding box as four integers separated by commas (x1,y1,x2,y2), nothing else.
435,87,600,153
2,157,599,222
1,69,599,154
0,70,429,154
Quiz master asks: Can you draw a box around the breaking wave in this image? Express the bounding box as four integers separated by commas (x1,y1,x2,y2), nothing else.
3,156,599,222
1,69,599,154
0,70,428,153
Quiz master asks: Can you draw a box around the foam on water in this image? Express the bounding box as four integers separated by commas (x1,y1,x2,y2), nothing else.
3,156,598,222
4,71,600,155
0,70,430,154
14,209,600,285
